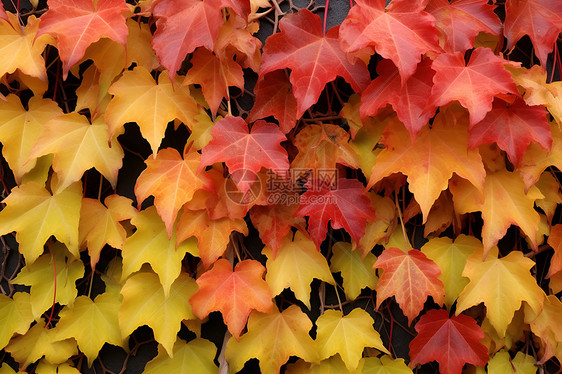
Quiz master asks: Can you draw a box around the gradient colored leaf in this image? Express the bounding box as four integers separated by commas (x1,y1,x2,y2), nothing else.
368,107,485,222
37,0,129,78
456,248,545,338
151,0,250,78
426,0,501,52
189,259,273,339
428,48,519,126
295,178,375,250
199,116,289,192
374,247,444,324
360,58,436,140
340,0,440,83
504,0,562,69
135,147,212,237
105,66,199,156
449,170,543,256
468,98,551,167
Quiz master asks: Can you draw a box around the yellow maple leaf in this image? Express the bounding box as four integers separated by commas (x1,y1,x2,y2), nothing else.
0,95,62,183
5,320,77,369
421,235,480,308
0,293,33,350
79,194,137,269
456,247,545,338
519,122,562,191
524,294,562,364
29,112,124,193
121,206,198,297
486,350,537,374
0,14,51,80
13,246,84,319
54,294,123,366
450,170,543,256
263,231,334,309
105,66,199,156
356,355,413,374
126,19,159,72
0,182,82,265
119,271,198,356
368,105,485,222
34,361,80,374
508,65,562,126
330,242,377,301
225,305,319,373
316,309,388,370
135,147,211,237
144,338,218,374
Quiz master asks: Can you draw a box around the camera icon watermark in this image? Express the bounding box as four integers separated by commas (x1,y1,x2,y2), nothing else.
224,168,339,206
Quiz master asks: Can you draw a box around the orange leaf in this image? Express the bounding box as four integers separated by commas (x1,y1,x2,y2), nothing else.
135,147,212,237
189,259,273,339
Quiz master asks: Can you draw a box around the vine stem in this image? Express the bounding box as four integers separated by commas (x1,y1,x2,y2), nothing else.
322,0,330,36
46,244,57,328
394,191,409,250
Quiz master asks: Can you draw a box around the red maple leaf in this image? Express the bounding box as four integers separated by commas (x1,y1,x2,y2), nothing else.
361,58,436,140
295,178,375,250
37,0,129,78
504,0,562,69
260,9,370,118
199,117,289,192
152,0,250,78
468,98,552,167
426,0,501,53
248,71,298,134
189,259,273,340
428,47,519,126
339,0,441,83
409,309,489,374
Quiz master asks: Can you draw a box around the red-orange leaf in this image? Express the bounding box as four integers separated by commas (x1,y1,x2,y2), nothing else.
426,0,501,53
248,71,297,134
189,259,273,339
152,0,250,78
468,98,551,167
183,48,244,115
409,309,489,374
547,224,562,278
429,48,519,126
373,247,444,324
295,178,375,250
260,9,370,118
504,0,562,69
37,0,129,79
199,117,289,192
339,0,440,83
361,58,436,140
